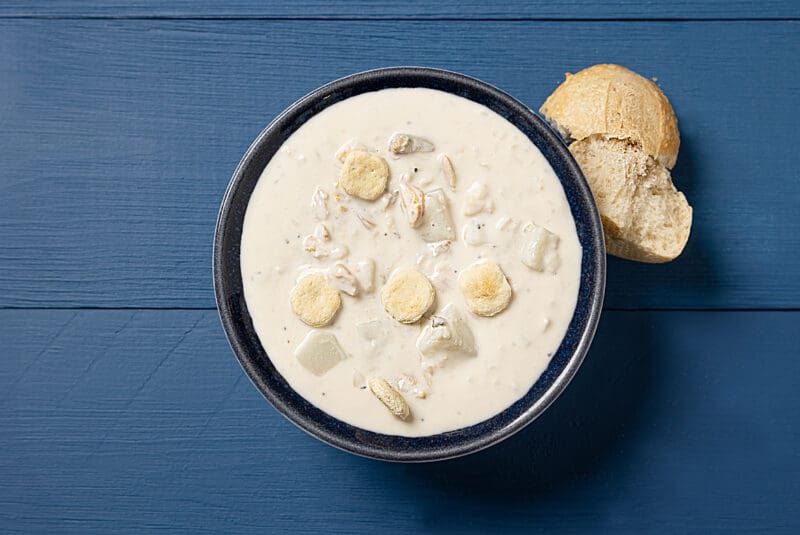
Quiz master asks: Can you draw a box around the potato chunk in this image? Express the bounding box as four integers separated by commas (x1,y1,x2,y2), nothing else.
294,330,346,376
418,189,456,243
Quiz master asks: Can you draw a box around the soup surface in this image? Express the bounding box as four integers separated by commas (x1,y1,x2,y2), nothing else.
241,87,581,436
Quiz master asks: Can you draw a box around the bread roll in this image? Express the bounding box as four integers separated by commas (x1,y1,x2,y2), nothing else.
540,64,680,169
570,135,692,263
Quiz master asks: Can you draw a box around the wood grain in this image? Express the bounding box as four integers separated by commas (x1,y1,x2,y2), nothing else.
0,0,798,19
1,19,799,309
1,309,797,532
1,4,796,534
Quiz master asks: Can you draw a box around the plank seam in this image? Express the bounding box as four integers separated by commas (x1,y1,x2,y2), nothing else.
0,16,798,22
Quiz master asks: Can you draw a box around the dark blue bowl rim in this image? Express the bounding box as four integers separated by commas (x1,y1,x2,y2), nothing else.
213,66,606,463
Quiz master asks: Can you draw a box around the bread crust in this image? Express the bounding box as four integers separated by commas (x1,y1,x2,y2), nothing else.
540,64,680,169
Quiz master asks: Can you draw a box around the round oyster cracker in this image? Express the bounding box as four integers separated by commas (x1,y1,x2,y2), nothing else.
339,150,389,200
290,273,342,327
380,269,436,324
458,260,512,317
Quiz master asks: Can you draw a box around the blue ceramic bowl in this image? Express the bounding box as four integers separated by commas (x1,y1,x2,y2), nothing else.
213,67,605,462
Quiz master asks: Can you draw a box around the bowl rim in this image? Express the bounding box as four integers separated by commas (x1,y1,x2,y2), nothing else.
213,66,606,462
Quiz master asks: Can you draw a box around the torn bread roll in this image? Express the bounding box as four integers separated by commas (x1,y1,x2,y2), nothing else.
570,135,692,263
540,63,691,262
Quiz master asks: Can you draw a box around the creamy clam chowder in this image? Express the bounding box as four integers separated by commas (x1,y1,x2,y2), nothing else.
241,88,581,437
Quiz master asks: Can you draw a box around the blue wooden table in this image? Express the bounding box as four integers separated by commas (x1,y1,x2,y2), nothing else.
1,1,798,532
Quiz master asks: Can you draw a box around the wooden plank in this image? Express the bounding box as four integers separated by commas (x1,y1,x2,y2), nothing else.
0,0,798,20
0,310,797,532
1,20,798,309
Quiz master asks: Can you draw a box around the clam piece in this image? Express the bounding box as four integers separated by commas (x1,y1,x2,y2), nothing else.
302,223,330,256
388,132,435,154
327,262,359,296
429,261,452,290
399,175,426,228
416,303,476,360
396,373,428,399
520,224,561,273
302,237,325,258
303,224,348,260
311,186,329,220
427,239,451,257
303,238,348,259
313,223,329,240
439,154,457,191
379,190,398,210
418,188,456,243
351,258,375,293
328,244,349,259
294,330,346,376
327,258,374,296
463,181,494,216
355,210,376,230
462,219,488,246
